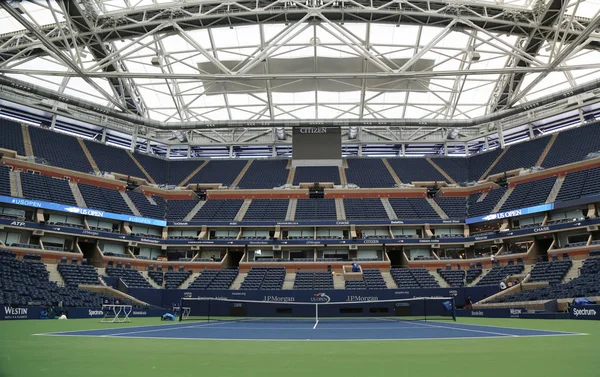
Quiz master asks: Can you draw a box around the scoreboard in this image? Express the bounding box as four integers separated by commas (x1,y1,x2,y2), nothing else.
292,126,342,166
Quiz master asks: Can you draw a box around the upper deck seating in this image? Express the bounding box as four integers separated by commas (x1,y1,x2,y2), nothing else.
345,158,395,188
487,136,550,176
84,140,145,178
467,148,503,182
187,160,246,186
541,122,600,168
430,157,468,183
168,160,205,186
387,158,447,183
29,127,93,173
133,153,168,184
237,159,288,189
0,118,26,155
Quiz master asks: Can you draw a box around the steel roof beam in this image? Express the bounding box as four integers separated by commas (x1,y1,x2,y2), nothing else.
1,0,599,60
490,0,567,112
1,73,597,130
64,0,147,116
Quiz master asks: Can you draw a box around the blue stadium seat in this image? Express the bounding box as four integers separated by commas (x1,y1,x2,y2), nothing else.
84,140,145,178
187,160,246,186
295,198,336,220
0,118,26,155
345,158,395,188
237,160,288,189
243,199,289,221
29,127,93,173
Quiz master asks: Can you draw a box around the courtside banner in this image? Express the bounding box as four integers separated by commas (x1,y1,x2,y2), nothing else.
0,306,165,320
570,305,600,320
456,308,527,318
0,195,166,227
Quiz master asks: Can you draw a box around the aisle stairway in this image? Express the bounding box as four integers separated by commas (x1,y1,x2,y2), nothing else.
230,273,247,290
381,271,398,289
180,272,200,289
282,272,296,290
432,270,449,288
46,263,66,286
140,271,162,289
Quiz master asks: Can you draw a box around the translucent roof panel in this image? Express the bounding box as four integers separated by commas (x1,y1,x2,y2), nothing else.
0,0,599,124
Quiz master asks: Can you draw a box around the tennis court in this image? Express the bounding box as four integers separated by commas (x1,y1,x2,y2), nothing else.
35,319,585,341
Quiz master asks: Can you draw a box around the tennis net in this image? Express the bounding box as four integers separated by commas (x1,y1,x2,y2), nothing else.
179,296,456,323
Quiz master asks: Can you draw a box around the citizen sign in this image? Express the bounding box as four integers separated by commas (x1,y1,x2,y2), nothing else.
299,127,327,134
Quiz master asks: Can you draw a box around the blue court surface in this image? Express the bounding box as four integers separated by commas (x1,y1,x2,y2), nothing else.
35,319,586,341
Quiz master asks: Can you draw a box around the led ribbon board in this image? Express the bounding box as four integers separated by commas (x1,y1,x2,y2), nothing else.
0,195,166,227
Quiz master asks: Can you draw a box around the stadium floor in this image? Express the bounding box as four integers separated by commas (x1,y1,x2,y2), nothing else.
34,318,583,341
1,317,599,377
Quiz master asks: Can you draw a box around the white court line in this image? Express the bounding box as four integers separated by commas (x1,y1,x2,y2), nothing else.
102,321,230,337
32,321,199,336
430,320,579,335
313,320,318,330
31,332,588,342
411,321,520,337
33,321,227,337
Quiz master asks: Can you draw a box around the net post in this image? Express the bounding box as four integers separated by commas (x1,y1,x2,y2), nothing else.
452,296,456,322
423,297,427,322
178,298,183,322
207,298,211,323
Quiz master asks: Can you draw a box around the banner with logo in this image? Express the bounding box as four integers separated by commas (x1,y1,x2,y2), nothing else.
0,306,165,320
456,308,526,318
570,305,600,320
466,203,554,225
122,286,500,310
0,195,166,227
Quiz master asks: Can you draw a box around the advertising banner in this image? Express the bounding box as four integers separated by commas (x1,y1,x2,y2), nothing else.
0,195,166,227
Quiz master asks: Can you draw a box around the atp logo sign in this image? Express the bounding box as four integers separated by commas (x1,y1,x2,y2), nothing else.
311,293,331,303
